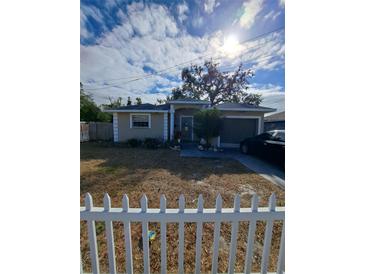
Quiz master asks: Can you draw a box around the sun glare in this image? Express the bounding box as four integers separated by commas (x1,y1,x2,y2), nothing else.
222,35,240,56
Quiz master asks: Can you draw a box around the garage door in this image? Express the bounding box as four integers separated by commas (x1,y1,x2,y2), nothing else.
220,118,258,145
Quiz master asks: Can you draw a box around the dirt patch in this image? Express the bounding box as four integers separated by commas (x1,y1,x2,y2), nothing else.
80,142,284,273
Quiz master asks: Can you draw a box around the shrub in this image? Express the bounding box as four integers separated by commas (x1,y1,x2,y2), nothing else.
144,138,161,149
193,109,222,145
127,138,142,147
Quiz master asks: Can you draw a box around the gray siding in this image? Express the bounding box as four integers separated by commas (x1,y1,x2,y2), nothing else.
117,112,165,142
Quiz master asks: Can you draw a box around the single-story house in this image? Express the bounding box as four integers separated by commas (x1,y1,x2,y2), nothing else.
264,111,285,131
104,99,275,148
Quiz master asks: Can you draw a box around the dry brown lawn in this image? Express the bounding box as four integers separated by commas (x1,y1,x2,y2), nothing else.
80,142,284,273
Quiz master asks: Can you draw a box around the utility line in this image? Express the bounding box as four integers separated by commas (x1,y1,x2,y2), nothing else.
83,26,284,86
84,50,283,91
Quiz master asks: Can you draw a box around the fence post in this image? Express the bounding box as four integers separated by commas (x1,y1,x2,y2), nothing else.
211,194,222,274
178,195,185,274
261,193,276,274
228,195,240,274
141,194,150,274
103,194,116,274
194,195,204,274
123,194,133,274
160,195,167,274
244,194,258,274
85,193,100,274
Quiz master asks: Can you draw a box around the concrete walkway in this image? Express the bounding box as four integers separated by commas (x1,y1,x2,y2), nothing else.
180,145,285,188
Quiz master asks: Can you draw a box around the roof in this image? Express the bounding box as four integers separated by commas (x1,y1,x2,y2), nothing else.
215,102,276,112
264,111,285,122
103,103,169,112
167,98,210,104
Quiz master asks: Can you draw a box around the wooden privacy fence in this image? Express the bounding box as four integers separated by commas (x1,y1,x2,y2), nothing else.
80,122,113,141
80,193,285,274
80,122,89,142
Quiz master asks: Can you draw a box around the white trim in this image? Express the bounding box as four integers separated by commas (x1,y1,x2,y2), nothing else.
113,113,119,142
104,109,168,113
170,105,175,141
129,113,151,129
180,115,194,141
216,107,275,112
223,115,262,135
163,112,168,141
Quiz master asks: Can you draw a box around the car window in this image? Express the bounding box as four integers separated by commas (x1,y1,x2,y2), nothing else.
270,131,285,141
257,133,272,140
276,132,285,141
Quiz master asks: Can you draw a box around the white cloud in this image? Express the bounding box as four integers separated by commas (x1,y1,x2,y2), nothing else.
279,0,285,8
248,83,285,112
263,10,281,21
80,2,284,107
239,0,264,29
80,5,106,40
191,16,204,28
177,2,189,22
204,0,216,14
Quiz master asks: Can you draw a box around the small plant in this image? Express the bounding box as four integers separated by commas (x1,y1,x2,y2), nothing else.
144,138,161,149
127,138,142,147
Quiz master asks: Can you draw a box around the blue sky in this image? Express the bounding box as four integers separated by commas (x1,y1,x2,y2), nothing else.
81,0,285,112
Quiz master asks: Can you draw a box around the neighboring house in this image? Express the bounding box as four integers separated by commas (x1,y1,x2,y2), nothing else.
104,98,275,148
264,111,285,131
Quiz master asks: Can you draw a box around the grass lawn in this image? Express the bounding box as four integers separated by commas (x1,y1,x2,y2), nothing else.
80,142,285,273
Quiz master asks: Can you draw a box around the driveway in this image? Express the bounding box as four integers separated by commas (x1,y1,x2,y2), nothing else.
180,145,285,188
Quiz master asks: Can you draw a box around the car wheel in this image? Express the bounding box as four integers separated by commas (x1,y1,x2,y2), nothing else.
241,144,249,154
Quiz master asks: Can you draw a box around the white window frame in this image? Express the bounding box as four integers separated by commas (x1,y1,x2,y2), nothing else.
130,113,151,129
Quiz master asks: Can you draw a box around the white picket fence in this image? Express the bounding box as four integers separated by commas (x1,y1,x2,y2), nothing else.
80,193,285,274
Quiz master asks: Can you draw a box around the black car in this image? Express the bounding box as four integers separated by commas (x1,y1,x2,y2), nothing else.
240,130,285,168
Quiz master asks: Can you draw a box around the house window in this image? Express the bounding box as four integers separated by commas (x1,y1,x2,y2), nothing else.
130,114,150,128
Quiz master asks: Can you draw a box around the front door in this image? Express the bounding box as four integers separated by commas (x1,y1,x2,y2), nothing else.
180,116,193,141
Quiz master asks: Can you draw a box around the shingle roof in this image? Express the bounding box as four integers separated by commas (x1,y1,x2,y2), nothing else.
167,98,210,104
215,102,275,111
111,103,170,111
264,111,285,122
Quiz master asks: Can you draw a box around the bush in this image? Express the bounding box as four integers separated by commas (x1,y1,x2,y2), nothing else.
143,138,161,149
127,138,142,147
194,109,221,145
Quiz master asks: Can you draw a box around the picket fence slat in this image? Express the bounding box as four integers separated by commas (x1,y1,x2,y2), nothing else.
103,194,117,274
141,195,150,274
260,194,276,274
178,195,185,274
85,194,100,274
80,193,284,274
194,195,204,274
160,195,167,274
123,195,133,274
244,194,259,274
80,252,83,274
211,194,223,274
228,195,240,274
276,221,285,274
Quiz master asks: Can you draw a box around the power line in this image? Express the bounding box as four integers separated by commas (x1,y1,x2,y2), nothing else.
84,49,283,91
83,26,284,86
83,36,283,91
